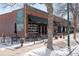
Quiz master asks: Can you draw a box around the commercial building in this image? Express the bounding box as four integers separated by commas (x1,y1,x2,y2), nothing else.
0,5,70,38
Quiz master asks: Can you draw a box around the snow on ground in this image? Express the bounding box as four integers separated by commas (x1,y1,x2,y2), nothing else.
24,45,79,56
24,33,79,56
0,37,46,51
0,33,79,56
24,47,68,56
70,45,79,56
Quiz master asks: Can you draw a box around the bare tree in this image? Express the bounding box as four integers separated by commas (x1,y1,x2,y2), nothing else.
45,3,54,50
69,3,79,41
54,3,67,17
55,3,79,41
0,3,16,8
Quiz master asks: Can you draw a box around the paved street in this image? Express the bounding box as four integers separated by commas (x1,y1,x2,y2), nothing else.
0,42,46,56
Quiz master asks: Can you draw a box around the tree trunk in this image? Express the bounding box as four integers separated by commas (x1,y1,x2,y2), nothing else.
73,15,77,41
45,3,54,50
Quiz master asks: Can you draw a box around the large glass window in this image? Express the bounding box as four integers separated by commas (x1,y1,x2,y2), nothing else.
16,10,24,32
28,23,38,33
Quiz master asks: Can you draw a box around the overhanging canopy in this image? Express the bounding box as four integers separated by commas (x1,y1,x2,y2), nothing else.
29,15,48,24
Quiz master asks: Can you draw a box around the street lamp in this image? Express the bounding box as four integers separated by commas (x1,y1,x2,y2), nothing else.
67,3,71,52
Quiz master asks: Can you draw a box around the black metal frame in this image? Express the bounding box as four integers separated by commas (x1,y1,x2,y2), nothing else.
67,3,71,52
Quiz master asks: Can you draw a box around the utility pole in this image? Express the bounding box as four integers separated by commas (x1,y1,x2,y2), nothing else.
67,3,71,52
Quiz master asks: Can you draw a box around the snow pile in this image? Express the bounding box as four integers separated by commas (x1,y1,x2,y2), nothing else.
24,47,52,56
24,45,79,56
24,45,66,56
24,47,68,56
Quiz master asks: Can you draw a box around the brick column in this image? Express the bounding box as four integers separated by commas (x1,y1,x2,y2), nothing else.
24,4,29,38
44,25,46,35
40,25,42,36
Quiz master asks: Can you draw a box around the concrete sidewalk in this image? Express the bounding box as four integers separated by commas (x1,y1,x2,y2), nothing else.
0,39,46,51
0,41,46,56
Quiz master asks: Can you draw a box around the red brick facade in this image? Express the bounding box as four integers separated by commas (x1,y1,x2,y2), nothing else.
0,12,16,36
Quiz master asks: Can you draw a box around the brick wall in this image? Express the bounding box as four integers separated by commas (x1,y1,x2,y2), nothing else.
0,12,16,36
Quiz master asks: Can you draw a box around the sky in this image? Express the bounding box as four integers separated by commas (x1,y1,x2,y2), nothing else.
0,3,67,19
0,3,60,15
29,4,47,12
0,3,23,14
0,3,47,15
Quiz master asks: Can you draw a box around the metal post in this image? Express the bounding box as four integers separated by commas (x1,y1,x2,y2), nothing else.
67,3,71,52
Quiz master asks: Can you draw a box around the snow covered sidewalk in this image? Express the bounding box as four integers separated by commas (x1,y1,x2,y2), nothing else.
24,33,79,56
0,39,45,51
24,45,79,56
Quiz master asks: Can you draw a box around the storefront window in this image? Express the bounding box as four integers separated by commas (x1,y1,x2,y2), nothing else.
16,10,24,32
28,23,38,33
